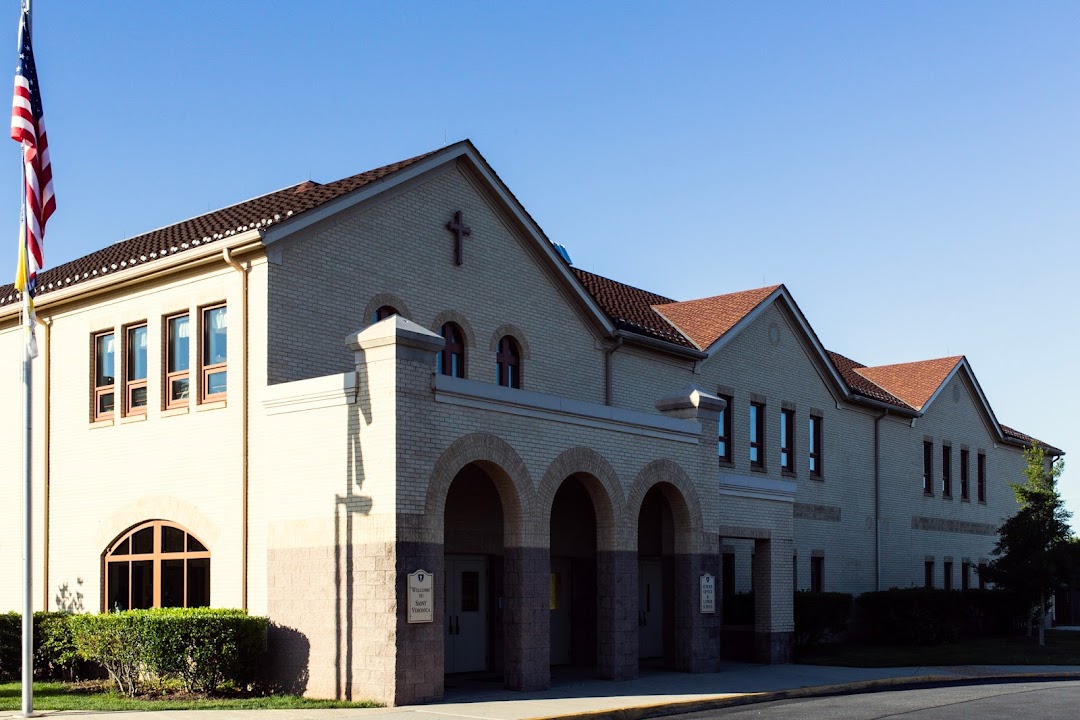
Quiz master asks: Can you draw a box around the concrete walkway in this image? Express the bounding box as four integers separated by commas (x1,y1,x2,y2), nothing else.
14,663,1080,720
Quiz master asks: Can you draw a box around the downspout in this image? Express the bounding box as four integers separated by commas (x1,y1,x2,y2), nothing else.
42,317,51,610
604,336,623,406
222,248,250,610
873,409,888,591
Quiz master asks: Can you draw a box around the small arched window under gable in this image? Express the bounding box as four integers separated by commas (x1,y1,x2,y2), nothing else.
372,305,398,323
496,336,522,389
438,322,466,378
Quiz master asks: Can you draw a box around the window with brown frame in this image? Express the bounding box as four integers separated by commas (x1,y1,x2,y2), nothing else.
960,449,970,500
978,562,988,590
124,323,148,416
103,520,210,611
749,402,765,469
372,305,397,323
943,560,953,590
165,313,190,409
942,444,952,498
780,408,795,473
810,556,824,592
496,335,521,389
924,560,935,588
809,415,823,478
923,441,934,495
93,331,116,421
961,560,970,591
438,322,465,378
718,394,733,464
977,453,987,503
200,304,227,402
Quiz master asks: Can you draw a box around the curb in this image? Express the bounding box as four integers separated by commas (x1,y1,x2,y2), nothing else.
525,671,1080,720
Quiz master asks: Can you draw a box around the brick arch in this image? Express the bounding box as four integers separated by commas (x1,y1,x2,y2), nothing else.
625,459,703,554
96,495,221,553
488,323,532,359
536,447,624,550
426,433,534,546
363,292,413,325
431,309,477,348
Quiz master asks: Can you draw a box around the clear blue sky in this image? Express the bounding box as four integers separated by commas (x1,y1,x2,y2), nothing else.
9,1,1079,524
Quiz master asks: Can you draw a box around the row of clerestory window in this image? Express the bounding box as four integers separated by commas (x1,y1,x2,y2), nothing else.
372,305,522,389
717,395,823,479
92,303,226,422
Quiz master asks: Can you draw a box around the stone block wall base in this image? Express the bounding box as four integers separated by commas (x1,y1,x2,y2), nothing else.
754,631,793,664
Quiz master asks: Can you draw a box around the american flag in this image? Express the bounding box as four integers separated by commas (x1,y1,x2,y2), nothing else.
11,5,54,357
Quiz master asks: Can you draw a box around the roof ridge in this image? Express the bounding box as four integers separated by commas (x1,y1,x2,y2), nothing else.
654,284,782,308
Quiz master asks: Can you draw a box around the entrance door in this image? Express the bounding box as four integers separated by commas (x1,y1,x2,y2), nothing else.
445,556,487,673
638,559,663,658
549,557,572,665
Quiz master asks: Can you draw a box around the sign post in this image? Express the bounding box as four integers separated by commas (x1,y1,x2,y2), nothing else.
407,570,434,624
699,573,716,614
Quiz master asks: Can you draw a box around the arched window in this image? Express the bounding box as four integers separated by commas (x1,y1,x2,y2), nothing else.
103,520,210,611
438,322,466,378
496,336,521,389
372,305,398,323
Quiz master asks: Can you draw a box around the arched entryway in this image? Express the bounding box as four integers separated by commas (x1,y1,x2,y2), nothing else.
635,482,693,669
548,476,598,670
444,462,508,676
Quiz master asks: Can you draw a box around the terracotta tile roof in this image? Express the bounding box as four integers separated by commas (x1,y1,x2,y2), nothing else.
826,351,914,410
853,356,964,412
1000,424,1064,456
0,150,438,309
570,267,694,347
651,286,780,350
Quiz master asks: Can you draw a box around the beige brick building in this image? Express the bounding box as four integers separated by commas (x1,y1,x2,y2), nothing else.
0,141,1061,705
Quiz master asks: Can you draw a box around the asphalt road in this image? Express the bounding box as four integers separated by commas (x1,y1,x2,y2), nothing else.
667,679,1080,720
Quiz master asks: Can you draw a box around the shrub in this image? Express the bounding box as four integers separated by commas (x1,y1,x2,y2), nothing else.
70,608,267,696
141,608,267,693
856,588,1025,645
0,611,88,681
69,611,149,696
794,591,853,646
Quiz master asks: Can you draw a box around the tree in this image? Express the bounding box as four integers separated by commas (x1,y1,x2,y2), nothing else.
984,442,1070,645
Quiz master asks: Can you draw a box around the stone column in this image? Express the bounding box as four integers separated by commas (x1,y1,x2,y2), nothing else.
503,542,549,690
347,316,446,706
752,537,794,663
597,534,638,680
656,386,726,673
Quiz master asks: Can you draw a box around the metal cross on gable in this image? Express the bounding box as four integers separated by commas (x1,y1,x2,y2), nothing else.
445,210,471,266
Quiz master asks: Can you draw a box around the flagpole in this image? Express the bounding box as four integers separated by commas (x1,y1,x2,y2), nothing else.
19,0,37,713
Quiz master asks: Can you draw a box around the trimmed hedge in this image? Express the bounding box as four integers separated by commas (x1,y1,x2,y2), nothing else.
794,591,853,646
69,608,267,696
0,611,86,681
856,588,1026,645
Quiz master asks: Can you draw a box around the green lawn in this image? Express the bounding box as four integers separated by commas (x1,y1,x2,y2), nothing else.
797,630,1080,667
0,682,381,711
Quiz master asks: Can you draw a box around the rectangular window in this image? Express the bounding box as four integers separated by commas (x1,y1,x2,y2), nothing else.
810,556,824,593
943,560,953,590
961,561,970,591
165,313,190,409
125,323,148,416
718,395,733,464
750,402,765,469
942,445,952,498
923,441,934,495
809,415,823,478
978,562,987,590
780,408,795,473
200,304,227,402
93,331,115,421
960,449,970,500
977,453,986,503
924,560,934,588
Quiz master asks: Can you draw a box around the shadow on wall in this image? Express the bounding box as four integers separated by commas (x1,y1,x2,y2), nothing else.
263,622,311,695
54,579,85,613
335,343,374,700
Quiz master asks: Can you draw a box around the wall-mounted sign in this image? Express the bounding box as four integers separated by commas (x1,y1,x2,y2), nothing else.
700,572,716,614
408,569,434,624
